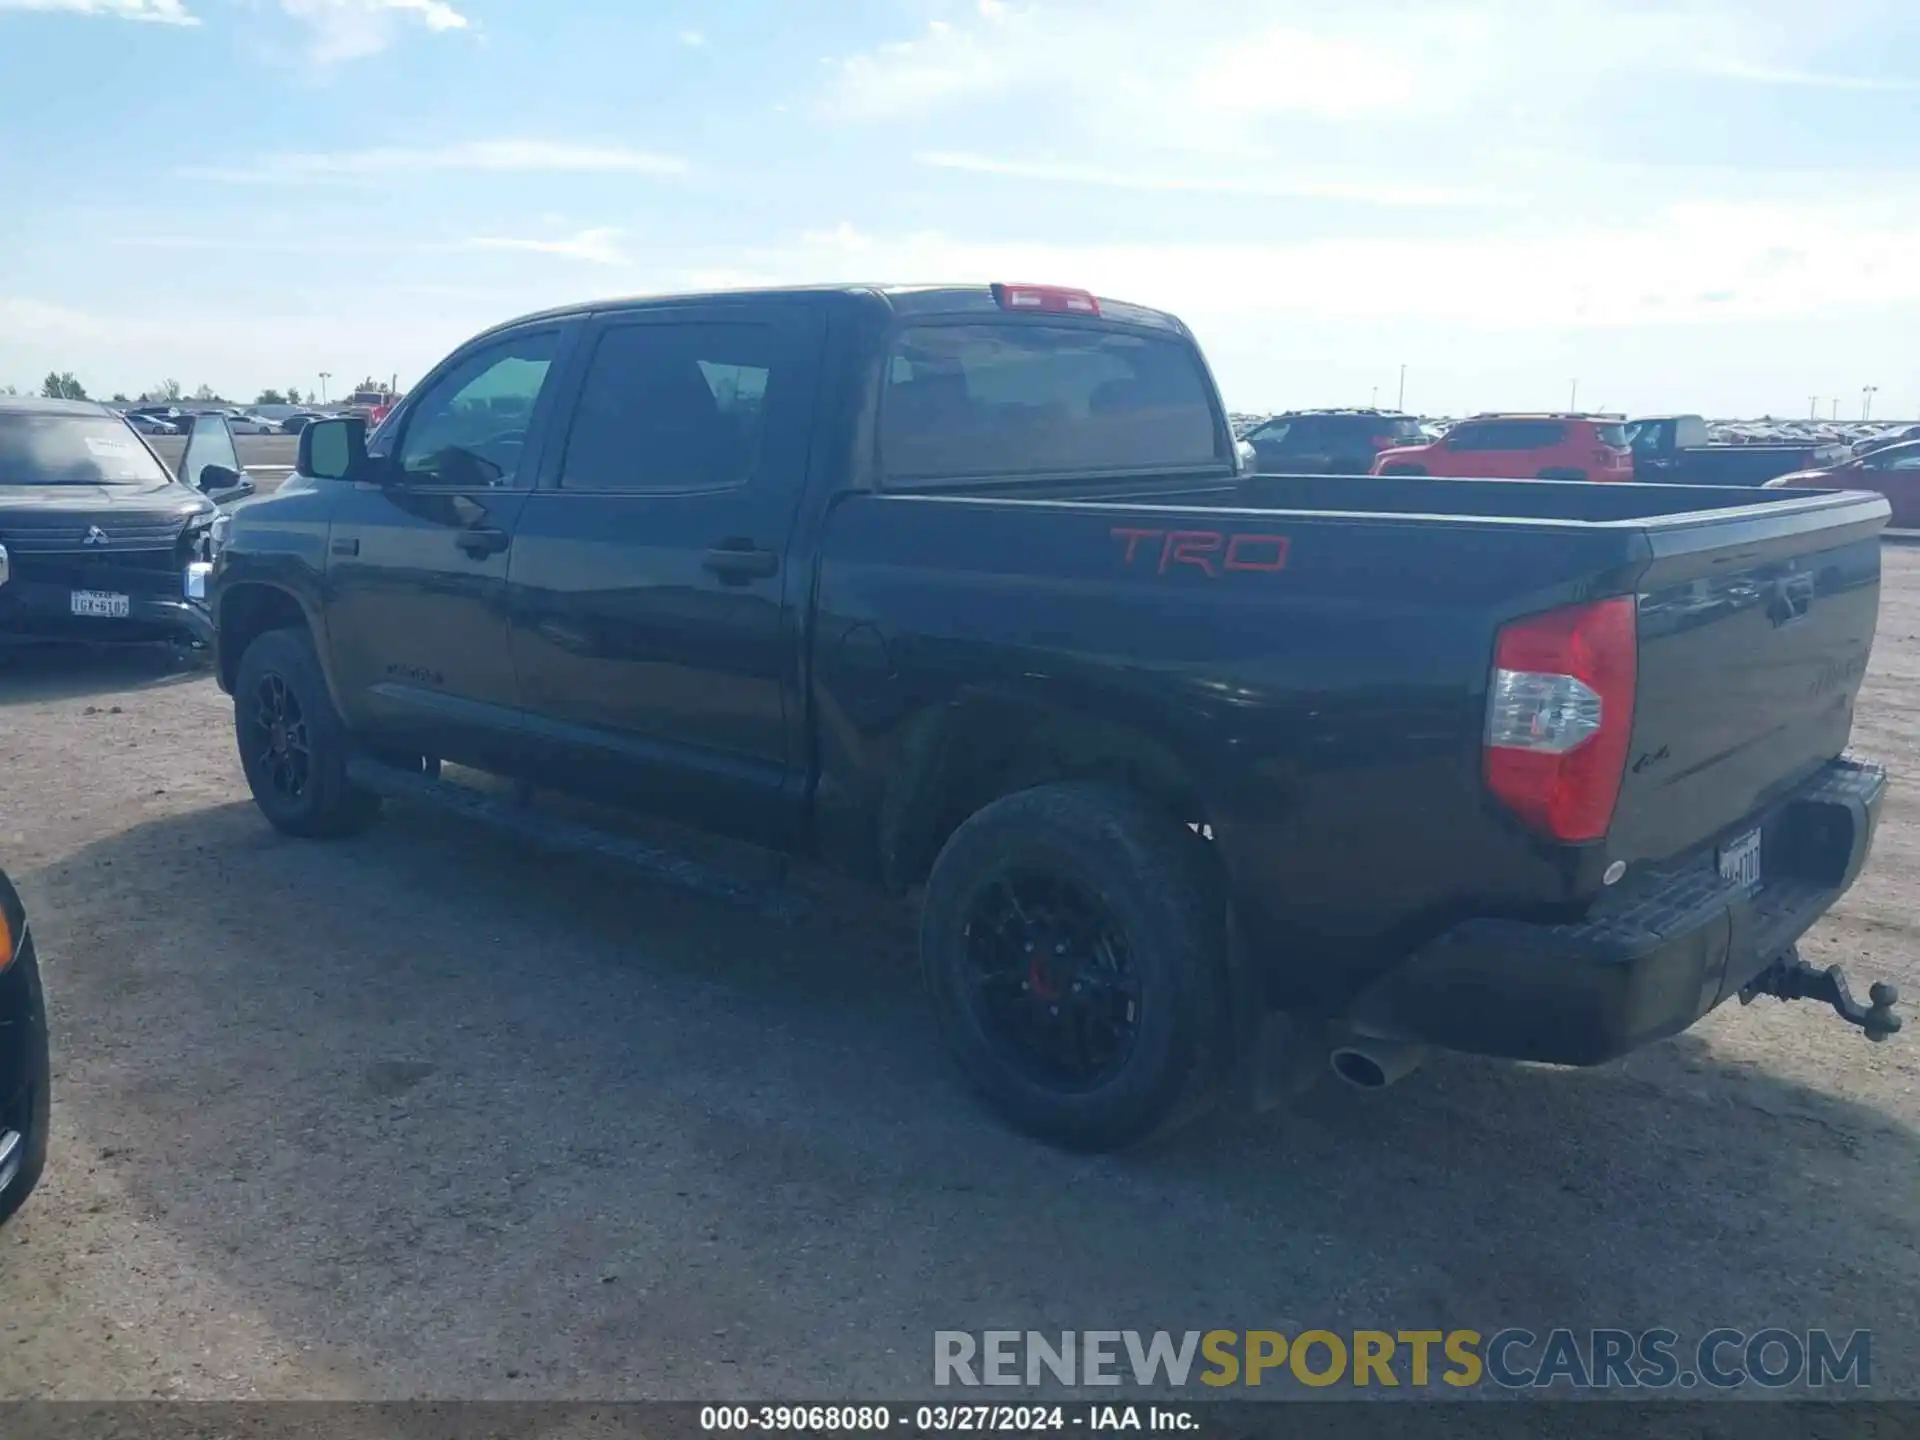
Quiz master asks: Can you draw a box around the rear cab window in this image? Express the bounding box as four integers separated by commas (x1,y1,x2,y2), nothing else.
879,322,1225,483
1593,423,1630,448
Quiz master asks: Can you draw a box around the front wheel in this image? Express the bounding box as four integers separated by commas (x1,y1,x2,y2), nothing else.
920,783,1228,1151
233,626,379,838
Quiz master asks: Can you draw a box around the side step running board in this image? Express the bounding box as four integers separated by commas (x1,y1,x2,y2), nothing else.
343,757,805,923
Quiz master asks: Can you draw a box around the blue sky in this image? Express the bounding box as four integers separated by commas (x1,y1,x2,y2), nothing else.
2,0,1917,417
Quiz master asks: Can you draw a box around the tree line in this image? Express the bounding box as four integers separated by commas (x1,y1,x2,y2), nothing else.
6,373,326,406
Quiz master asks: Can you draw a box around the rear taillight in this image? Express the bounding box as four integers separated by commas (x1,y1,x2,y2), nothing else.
1484,595,1637,842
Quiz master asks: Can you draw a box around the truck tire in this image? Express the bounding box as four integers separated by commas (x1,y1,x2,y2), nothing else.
920,783,1228,1152
1379,464,1427,476
233,626,379,839
1537,467,1587,481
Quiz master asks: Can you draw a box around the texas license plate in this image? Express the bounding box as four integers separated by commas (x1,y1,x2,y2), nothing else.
70,590,130,619
1718,827,1762,893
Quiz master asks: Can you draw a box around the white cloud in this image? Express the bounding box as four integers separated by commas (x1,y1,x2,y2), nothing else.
774,200,1920,333
275,0,469,62
0,0,196,23
824,3,1025,119
462,227,629,265
917,151,1494,207
1694,59,1920,90
678,27,704,46
180,139,688,184
822,0,1920,151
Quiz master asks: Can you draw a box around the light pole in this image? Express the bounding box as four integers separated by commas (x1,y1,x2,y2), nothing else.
1832,398,1840,421
1570,379,1579,412
318,372,332,405
1370,386,1379,407
1809,396,1819,420
1397,364,1406,411
1863,385,1879,421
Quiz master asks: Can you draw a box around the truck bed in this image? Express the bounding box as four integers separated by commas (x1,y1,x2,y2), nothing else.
814,471,1888,1005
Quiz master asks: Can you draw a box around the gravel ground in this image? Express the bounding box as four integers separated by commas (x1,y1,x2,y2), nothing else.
0,550,1916,1402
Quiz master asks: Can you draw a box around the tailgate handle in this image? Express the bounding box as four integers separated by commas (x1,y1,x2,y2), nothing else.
1767,573,1814,627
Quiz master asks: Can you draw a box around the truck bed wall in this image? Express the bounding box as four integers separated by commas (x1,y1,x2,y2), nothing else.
806,488,1652,1009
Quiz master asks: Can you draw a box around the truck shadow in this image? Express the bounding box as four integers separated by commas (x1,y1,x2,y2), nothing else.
17,796,1919,1399
0,644,208,705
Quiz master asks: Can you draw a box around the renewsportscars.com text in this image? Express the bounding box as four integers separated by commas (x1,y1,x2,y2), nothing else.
933,1328,1872,1391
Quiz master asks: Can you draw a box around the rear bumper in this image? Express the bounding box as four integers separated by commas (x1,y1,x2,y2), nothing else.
1345,757,1885,1065
0,579,214,648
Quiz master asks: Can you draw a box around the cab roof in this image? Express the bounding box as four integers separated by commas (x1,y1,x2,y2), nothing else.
486,284,1189,339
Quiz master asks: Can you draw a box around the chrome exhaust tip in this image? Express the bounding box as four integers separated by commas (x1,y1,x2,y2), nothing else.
1328,1038,1428,1091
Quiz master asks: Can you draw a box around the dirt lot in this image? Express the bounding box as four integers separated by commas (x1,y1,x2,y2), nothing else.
0,551,1916,1402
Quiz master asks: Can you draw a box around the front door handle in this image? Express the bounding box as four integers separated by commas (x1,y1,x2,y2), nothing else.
457,526,510,559
702,545,779,583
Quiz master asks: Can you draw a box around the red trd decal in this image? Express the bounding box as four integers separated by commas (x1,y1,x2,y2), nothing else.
1224,533,1290,572
1110,528,1290,578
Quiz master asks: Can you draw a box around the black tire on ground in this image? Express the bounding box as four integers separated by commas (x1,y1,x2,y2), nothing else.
1537,468,1588,481
1379,464,1427,476
919,782,1229,1152
232,626,379,838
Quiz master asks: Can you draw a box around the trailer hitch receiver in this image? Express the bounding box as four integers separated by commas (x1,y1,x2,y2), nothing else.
1741,949,1903,1042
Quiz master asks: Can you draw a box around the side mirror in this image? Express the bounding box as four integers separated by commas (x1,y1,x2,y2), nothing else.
197,463,242,494
299,416,369,481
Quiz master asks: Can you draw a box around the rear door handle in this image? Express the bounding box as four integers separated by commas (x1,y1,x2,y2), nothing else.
702,545,779,583
331,536,359,556
457,526,511,559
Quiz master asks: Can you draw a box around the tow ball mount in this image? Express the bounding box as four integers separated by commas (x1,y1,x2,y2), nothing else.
1740,948,1903,1043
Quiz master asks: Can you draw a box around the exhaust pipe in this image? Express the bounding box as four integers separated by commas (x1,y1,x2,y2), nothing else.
1328,1037,1428,1091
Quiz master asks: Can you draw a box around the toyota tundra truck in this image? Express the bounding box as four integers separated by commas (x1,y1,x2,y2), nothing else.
209,282,1902,1151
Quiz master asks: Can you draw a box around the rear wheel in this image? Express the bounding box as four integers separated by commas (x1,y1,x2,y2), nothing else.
233,627,379,838
920,783,1228,1152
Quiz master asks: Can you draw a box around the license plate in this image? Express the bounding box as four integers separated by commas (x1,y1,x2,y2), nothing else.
70,590,130,619
1719,827,1762,893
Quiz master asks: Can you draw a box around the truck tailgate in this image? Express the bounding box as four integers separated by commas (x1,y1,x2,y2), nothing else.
1608,508,1883,865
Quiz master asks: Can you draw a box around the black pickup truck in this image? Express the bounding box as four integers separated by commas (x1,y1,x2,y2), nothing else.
210,282,1901,1150
1629,413,1850,486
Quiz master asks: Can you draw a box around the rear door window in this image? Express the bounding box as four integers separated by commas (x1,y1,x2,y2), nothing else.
1593,424,1630,448
1384,416,1426,442
881,323,1223,482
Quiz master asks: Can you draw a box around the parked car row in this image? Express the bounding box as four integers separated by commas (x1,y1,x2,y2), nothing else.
1237,406,1884,489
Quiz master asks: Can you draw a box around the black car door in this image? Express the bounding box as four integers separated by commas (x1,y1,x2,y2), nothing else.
176,415,256,504
323,321,577,772
504,303,826,849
